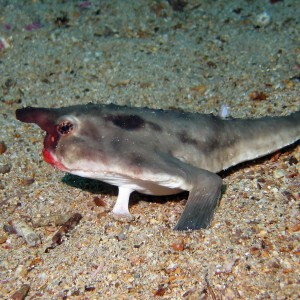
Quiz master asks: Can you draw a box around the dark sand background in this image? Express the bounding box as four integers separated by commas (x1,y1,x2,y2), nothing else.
0,0,299,299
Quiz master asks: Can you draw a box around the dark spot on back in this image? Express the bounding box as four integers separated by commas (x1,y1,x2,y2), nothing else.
178,131,199,147
148,121,162,132
105,114,145,130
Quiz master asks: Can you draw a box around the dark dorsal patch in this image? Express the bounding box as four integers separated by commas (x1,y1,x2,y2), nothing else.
105,114,145,130
178,131,199,147
148,121,162,132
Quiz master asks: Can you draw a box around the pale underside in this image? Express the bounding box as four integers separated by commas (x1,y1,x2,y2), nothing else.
70,164,184,218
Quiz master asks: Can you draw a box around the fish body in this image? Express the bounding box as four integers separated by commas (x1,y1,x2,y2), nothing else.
16,104,300,230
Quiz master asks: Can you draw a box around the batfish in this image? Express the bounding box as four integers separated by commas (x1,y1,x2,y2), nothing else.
16,104,300,230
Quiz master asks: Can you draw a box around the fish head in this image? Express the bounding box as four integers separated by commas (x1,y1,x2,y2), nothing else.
16,106,107,173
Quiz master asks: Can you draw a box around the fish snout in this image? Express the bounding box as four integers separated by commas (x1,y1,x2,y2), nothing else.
16,107,58,132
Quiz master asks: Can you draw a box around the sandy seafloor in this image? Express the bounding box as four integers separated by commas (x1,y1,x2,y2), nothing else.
0,0,300,299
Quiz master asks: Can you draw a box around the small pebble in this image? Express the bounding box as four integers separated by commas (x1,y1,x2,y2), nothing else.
190,84,207,94
0,163,11,174
71,289,81,296
84,285,95,292
11,220,41,247
38,272,47,280
258,230,268,238
15,265,28,278
11,284,30,300
0,233,8,244
45,213,82,252
288,156,298,165
32,214,71,227
19,177,35,186
116,232,126,241
96,211,107,219
273,169,285,179
154,285,167,296
0,141,7,154
224,287,236,299
0,37,10,50
171,238,185,251
252,12,271,27
249,91,268,101
223,258,237,273
93,196,106,207
218,104,230,119
290,223,300,232
3,224,16,234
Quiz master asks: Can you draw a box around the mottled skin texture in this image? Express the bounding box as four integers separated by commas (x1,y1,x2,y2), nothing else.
16,104,300,230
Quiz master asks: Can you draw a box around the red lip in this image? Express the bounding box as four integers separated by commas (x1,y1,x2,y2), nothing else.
42,148,67,171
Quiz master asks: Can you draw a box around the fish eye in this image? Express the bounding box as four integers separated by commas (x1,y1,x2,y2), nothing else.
57,120,74,136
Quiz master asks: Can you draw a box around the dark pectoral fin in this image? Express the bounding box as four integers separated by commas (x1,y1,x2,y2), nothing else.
174,172,223,231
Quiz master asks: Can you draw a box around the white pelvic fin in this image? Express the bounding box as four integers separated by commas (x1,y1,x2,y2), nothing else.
112,186,134,220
